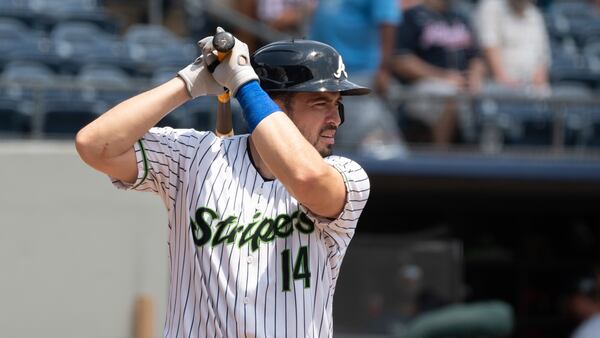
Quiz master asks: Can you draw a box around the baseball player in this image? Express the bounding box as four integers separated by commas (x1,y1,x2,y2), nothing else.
76,29,370,337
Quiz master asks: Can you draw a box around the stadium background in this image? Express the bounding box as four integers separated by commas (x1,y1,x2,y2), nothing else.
1,0,600,337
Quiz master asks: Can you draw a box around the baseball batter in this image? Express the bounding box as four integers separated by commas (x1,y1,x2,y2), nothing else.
76,30,370,338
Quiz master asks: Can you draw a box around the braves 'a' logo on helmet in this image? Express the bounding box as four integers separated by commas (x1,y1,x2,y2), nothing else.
333,56,348,79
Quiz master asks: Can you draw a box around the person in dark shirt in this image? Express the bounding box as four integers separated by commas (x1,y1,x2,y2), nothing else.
393,0,484,146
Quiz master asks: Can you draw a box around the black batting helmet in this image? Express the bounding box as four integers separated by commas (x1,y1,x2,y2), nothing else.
251,40,371,96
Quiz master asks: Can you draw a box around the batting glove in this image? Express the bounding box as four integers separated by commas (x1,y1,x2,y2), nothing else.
177,36,226,98
201,27,259,97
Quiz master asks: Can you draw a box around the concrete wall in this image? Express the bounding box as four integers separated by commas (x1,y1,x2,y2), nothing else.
0,141,168,338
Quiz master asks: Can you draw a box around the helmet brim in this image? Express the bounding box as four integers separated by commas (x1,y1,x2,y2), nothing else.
266,78,371,96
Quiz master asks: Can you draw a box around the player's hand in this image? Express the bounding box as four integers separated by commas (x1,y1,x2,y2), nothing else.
201,27,259,96
177,36,226,98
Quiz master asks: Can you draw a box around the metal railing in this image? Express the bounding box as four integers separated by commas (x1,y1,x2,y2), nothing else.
2,78,600,155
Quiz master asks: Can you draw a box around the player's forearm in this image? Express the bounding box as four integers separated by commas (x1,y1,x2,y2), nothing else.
252,113,345,217
76,78,189,161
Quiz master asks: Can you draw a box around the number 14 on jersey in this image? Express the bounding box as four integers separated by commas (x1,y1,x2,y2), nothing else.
281,246,311,292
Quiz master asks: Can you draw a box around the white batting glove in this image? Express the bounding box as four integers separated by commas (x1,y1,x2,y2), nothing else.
177,37,225,98
201,27,259,96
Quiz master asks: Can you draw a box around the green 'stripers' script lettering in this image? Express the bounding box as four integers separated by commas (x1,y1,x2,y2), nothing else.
190,207,315,252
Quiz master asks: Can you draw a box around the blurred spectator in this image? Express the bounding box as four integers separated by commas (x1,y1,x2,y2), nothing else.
593,0,600,14
309,0,407,156
392,0,484,146
475,0,551,94
402,0,423,11
565,276,600,338
236,0,315,51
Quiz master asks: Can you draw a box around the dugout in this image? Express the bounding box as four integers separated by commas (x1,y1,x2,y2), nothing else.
335,152,600,337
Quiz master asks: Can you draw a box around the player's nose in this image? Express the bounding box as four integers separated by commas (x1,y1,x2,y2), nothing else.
325,105,342,127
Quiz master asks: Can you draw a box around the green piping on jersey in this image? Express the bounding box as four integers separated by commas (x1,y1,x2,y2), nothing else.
132,139,149,189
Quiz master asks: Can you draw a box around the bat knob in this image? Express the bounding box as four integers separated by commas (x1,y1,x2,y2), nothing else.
213,31,235,53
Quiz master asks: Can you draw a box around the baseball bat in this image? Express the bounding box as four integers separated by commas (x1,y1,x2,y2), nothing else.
134,294,154,338
213,30,235,138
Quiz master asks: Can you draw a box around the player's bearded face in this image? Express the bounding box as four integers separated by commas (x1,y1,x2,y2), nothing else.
284,92,342,157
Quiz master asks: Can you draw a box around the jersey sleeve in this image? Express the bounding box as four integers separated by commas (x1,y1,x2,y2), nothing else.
111,127,218,203
302,156,370,236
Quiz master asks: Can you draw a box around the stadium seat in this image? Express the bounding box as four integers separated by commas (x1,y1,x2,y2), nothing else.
50,21,126,74
550,83,596,147
27,0,117,33
0,61,54,100
77,64,137,108
0,0,39,29
0,97,31,133
583,41,600,79
571,19,600,49
475,99,554,147
124,24,197,76
546,1,596,45
549,48,594,86
41,98,99,136
0,18,61,72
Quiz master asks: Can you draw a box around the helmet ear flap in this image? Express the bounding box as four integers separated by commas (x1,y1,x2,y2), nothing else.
338,102,345,126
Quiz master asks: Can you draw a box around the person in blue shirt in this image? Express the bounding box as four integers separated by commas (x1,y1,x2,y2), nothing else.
310,0,407,156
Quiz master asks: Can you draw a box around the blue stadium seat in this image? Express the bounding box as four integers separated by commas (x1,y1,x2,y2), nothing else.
549,48,595,86
77,64,136,108
124,24,196,75
0,61,54,100
50,21,125,73
0,17,32,67
0,18,61,72
27,0,117,33
550,83,596,147
0,61,57,134
583,41,600,83
0,0,39,29
546,1,596,44
41,98,99,136
474,99,554,147
0,97,31,133
571,19,600,49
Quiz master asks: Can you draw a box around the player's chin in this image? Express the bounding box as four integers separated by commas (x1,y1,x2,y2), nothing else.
317,143,334,157
317,136,335,156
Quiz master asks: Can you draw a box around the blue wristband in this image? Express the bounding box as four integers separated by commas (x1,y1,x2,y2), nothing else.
235,81,280,133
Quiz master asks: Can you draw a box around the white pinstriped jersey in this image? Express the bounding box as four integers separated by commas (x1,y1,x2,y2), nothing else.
112,127,370,338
